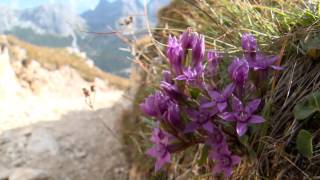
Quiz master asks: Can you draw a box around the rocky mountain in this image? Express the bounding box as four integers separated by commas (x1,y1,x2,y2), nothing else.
19,4,86,37
82,0,170,31
0,0,171,77
0,4,86,37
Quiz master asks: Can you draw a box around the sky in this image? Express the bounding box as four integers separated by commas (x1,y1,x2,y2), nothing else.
0,0,118,13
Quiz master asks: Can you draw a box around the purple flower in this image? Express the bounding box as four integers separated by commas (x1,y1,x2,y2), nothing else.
140,91,170,118
241,33,282,72
162,70,174,84
248,53,282,71
210,146,241,178
175,66,204,87
219,96,264,136
161,81,186,102
180,27,197,49
228,58,249,88
167,35,184,75
166,102,184,130
202,83,235,112
207,50,222,77
147,128,172,171
242,33,257,56
206,126,227,149
191,33,205,69
184,110,215,133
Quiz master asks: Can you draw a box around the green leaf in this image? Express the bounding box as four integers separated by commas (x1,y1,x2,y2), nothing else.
239,135,257,159
189,87,201,99
197,145,209,166
296,130,313,159
293,91,320,120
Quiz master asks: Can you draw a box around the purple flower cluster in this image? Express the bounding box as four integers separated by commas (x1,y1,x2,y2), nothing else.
140,29,281,178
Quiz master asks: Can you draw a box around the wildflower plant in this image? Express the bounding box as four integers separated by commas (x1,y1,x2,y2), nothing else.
140,28,281,178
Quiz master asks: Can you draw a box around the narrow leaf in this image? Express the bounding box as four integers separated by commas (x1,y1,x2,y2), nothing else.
296,130,313,159
293,91,320,120
197,145,209,166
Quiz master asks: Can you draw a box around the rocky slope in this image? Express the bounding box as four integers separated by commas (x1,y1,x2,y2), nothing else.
0,36,131,179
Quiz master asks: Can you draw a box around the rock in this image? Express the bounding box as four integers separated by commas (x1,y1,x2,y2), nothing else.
0,44,21,98
26,128,59,155
9,168,51,180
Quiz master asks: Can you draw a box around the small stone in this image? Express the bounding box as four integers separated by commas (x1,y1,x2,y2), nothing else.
74,149,87,159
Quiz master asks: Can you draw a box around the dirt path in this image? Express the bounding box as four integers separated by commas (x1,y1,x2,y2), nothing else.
0,98,130,180
0,43,131,180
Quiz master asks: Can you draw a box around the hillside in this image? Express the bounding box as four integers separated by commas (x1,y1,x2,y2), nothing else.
5,35,129,89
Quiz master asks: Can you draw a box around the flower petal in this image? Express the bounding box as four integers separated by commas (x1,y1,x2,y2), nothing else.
218,112,235,122
184,122,199,133
270,65,283,70
223,167,233,178
209,107,219,116
231,96,243,111
209,91,223,101
245,99,261,113
200,101,216,109
236,123,248,136
266,55,278,64
249,115,264,124
222,83,235,97
175,75,187,81
202,121,214,133
146,146,158,158
217,102,228,112
231,155,241,165
155,152,171,171
213,164,223,175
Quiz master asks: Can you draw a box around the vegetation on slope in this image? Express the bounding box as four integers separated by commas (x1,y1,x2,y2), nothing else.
124,0,320,179
6,35,130,89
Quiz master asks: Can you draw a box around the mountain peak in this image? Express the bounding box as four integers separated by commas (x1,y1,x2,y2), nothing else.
82,0,170,31
18,4,86,36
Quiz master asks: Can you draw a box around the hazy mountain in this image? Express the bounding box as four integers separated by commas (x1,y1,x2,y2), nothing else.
82,0,170,32
19,4,86,37
0,0,171,77
0,6,19,32
82,0,124,31
0,4,86,37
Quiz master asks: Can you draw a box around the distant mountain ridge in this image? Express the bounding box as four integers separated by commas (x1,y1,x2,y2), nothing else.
82,0,170,31
0,0,171,76
0,4,86,37
0,0,170,36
